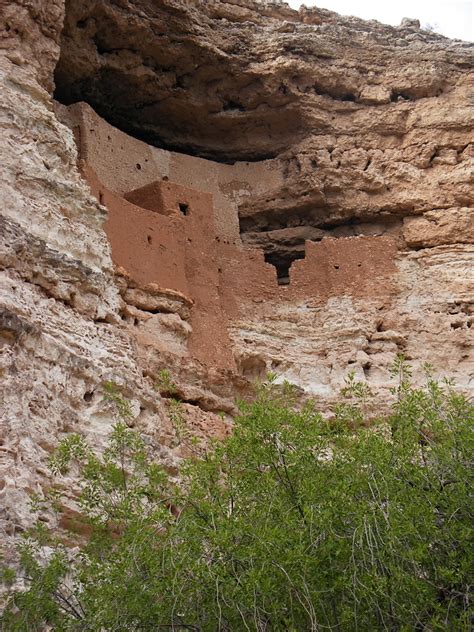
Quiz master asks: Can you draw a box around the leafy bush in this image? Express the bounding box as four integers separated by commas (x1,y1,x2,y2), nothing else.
2,359,473,631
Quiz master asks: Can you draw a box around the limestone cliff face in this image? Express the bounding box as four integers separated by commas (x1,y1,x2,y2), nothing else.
0,0,473,544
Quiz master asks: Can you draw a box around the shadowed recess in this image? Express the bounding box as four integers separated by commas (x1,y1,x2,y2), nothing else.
53,0,306,163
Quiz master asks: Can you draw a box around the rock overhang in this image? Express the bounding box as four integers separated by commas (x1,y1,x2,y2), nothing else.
53,0,473,163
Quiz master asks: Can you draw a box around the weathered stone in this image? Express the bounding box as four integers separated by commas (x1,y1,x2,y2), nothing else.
403,208,474,248
53,0,473,162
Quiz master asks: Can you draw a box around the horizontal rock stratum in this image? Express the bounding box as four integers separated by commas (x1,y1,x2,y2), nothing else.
0,0,473,548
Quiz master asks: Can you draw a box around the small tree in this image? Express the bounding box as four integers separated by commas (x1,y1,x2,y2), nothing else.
2,361,473,631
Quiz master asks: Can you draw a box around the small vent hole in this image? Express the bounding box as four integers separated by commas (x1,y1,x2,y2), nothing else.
179,203,189,216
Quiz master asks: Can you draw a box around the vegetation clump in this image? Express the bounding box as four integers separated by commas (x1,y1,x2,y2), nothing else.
1,358,473,631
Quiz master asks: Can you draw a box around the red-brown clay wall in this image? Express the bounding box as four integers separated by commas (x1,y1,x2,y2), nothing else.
83,166,188,295
216,236,396,319
124,177,236,368
170,182,234,370
289,237,397,302
217,242,279,318
84,164,236,370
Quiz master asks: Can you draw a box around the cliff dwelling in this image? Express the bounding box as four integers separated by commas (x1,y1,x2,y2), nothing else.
56,101,398,374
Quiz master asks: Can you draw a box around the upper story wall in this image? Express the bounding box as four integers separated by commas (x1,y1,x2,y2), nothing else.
63,102,285,243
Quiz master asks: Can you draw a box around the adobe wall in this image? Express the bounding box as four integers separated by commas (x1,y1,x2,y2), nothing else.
61,102,285,243
84,166,189,294
290,238,397,302
82,162,236,370
59,102,397,373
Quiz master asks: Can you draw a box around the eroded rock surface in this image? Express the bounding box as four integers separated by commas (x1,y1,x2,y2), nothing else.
0,0,473,550
54,0,473,163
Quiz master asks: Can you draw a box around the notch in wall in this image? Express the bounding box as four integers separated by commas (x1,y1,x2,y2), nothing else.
179,202,189,216
264,251,305,286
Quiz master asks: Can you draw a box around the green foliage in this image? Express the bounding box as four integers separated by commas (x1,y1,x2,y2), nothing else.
167,398,189,447
102,380,134,422
155,369,178,397
2,361,473,631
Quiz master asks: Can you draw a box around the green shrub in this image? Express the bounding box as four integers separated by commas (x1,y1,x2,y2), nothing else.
2,361,473,631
